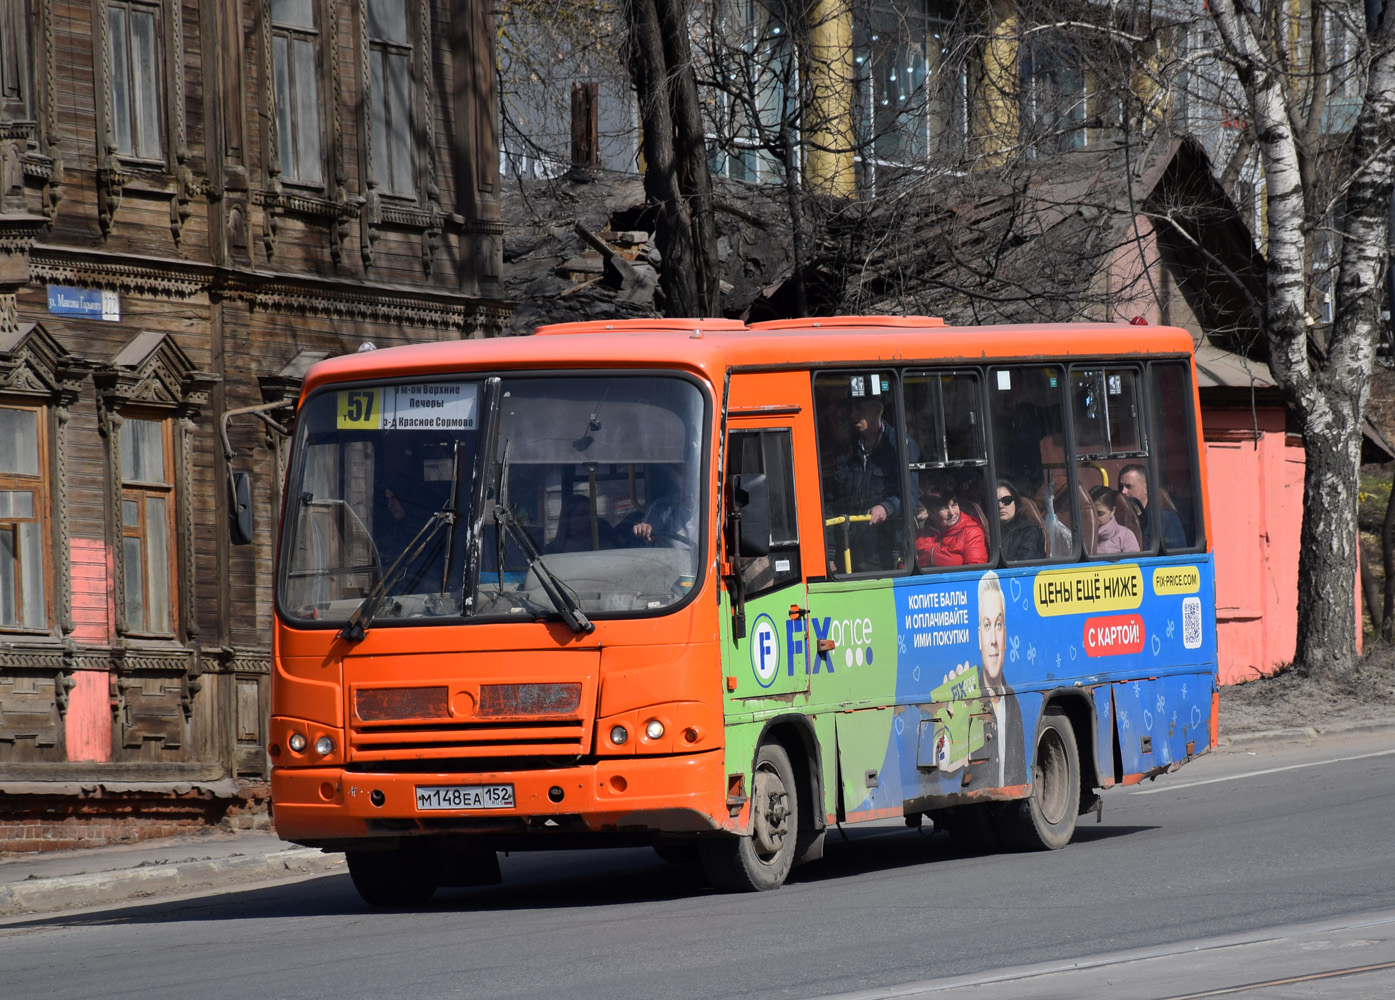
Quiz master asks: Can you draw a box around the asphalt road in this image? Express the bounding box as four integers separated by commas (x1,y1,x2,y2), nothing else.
3,729,1394,1000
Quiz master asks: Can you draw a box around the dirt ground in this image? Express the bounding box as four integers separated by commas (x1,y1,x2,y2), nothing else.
1218,640,1395,735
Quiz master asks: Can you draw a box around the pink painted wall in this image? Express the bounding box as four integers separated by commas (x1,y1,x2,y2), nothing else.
64,537,113,761
1203,409,1304,684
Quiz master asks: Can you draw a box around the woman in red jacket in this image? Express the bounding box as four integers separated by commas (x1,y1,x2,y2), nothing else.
915,485,987,568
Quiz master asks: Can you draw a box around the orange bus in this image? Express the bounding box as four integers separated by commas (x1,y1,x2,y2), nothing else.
270,316,1218,905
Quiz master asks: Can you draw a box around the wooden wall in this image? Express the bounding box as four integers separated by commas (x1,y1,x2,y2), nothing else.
0,0,510,794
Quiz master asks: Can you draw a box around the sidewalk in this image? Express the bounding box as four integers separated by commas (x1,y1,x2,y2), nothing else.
3,716,1392,919
0,828,345,918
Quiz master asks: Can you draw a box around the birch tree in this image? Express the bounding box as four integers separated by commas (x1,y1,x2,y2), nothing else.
1198,0,1395,677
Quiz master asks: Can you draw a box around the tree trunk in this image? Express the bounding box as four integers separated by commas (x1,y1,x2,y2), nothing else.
1208,0,1395,680
624,0,719,318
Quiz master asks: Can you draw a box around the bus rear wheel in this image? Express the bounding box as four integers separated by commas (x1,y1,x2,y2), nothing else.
997,706,1079,851
701,742,798,891
347,844,438,907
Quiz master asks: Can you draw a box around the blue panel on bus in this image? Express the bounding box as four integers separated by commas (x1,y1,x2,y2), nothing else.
1111,671,1214,776
835,554,1218,813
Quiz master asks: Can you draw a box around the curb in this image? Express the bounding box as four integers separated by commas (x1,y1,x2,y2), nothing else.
1220,716,1395,746
0,848,345,918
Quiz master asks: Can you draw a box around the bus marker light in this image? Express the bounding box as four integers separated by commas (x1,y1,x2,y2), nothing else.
288,733,307,753
315,736,334,756
645,720,665,740
682,727,700,744
817,639,836,653
548,786,565,802
726,676,738,691
610,725,629,745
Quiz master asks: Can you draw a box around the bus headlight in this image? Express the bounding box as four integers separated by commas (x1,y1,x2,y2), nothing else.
645,719,665,740
314,736,334,756
288,733,307,753
610,725,629,745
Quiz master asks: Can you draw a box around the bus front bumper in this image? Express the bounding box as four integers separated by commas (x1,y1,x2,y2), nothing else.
271,749,733,845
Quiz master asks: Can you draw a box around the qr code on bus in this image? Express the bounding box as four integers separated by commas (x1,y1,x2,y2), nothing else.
1182,596,1202,649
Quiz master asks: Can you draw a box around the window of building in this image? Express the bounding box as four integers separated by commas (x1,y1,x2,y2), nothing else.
1022,34,1086,153
272,0,324,186
108,0,165,160
367,0,415,197
854,0,963,175
1,0,31,122
0,404,49,630
704,0,790,184
120,415,176,635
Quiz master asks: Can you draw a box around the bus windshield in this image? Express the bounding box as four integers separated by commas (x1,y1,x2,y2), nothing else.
277,374,707,628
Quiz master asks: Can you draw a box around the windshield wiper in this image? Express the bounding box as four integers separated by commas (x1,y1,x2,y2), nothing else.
339,446,462,643
493,503,594,635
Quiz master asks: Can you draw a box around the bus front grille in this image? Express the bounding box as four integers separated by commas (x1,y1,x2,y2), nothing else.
349,720,589,759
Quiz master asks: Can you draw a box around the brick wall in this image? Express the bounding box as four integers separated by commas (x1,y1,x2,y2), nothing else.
0,785,271,853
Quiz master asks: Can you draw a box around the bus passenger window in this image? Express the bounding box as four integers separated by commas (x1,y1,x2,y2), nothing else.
1071,367,1148,556
728,429,800,596
814,372,912,575
988,366,1073,560
1142,362,1201,550
904,371,991,569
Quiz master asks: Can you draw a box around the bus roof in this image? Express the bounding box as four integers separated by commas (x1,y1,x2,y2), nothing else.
299,318,1196,397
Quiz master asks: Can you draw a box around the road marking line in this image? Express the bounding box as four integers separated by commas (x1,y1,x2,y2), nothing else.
1129,747,1395,795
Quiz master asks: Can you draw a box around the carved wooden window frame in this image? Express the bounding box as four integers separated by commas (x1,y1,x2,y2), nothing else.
117,411,177,637
0,323,87,644
269,0,328,189
0,400,52,632
362,0,422,201
96,0,181,169
94,333,217,647
1,0,32,123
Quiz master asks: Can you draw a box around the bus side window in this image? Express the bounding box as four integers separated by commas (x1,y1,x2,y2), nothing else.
1071,367,1147,556
988,365,1072,561
905,370,992,569
729,430,801,596
1146,362,1202,550
813,371,911,575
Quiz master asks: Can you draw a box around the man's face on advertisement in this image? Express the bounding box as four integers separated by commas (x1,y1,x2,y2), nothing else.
979,587,1006,684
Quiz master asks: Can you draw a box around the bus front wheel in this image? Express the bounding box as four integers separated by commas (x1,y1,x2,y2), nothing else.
701,742,798,891
997,707,1079,851
347,844,438,907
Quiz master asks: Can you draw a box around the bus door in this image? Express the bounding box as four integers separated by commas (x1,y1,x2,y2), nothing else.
721,417,811,701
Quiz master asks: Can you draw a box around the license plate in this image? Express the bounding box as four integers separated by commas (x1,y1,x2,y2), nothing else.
415,784,515,811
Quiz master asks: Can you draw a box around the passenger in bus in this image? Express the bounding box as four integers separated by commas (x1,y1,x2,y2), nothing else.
1118,464,1186,549
546,493,615,553
1089,485,1141,554
828,394,914,570
996,481,1045,562
914,484,987,568
977,572,1025,788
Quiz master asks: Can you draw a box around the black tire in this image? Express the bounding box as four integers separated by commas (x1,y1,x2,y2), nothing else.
700,742,799,891
346,846,439,907
935,804,1002,854
996,706,1080,851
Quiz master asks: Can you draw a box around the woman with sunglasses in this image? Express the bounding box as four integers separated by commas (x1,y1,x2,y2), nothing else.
996,481,1045,562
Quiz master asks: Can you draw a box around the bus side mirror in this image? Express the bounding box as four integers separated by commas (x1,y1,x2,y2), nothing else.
230,471,253,545
728,473,770,557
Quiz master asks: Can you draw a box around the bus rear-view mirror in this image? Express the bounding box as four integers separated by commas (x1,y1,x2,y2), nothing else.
729,473,770,557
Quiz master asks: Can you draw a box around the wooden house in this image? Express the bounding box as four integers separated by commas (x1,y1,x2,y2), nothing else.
0,0,509,848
